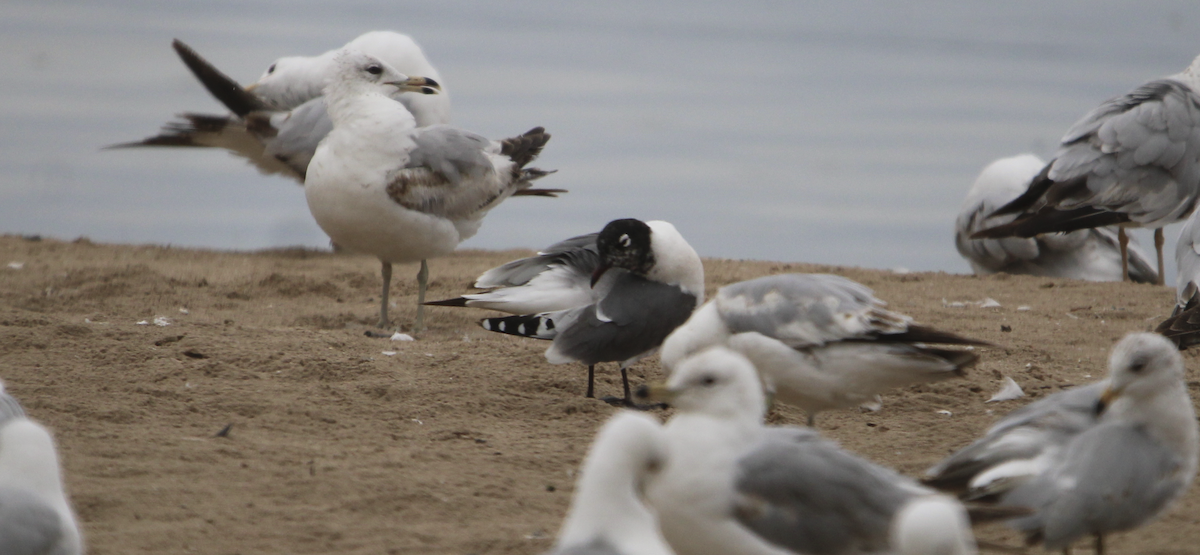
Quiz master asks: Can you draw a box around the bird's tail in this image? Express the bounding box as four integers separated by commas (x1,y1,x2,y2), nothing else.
480,313,558,340
500,127,551,168
104,113,237,149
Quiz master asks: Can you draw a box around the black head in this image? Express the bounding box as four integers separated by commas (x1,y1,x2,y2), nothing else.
596,219,655,276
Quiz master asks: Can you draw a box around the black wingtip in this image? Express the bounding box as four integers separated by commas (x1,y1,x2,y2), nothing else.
423,297,470,307
512,187,569,198
172,38,269,117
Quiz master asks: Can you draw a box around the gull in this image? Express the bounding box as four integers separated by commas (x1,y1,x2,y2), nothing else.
546,411,674,555
971,54,1200,285
112,32,455,183
446,219,704,405
956,154,1157,283
638,347,978,555
305,49,554,331
658,273,988,426
925,332,1199,555
1156,210,1200,347
0,384,83,555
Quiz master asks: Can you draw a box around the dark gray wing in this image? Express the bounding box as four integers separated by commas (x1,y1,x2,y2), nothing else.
925,382,1106,492
0,486,64,555
732,427,916,555
547,273,699,365
1005,422,1189,549
475,233,600,288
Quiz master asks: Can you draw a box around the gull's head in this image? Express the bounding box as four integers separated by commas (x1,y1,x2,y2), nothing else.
330,49,441,96
638,346,765,420
1097,332,1185,414
592,218,655,286
246,55,321,106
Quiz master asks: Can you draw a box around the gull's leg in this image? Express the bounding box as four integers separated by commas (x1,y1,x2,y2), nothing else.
1094,534,1103,555
806,412,817,428
602,365,664,410
414,259,429,332
585,365,596,398
621,366,632,403
1155,228,1165,286
378,261,393,329
1118,228,1129,282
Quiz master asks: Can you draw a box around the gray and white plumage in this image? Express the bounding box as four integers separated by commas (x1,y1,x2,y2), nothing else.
641,347,977,555
972,55,1200,283
114,31,452,182
0,384,83,555
1157,211,1200,346
658,273,986,425
956,154,1157,283
546,412,674,555
927,333,1199,552
468,219,704,402
304,49,553,330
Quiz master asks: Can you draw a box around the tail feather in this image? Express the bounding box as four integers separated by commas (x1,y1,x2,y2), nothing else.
875,325,994,347
105,113,236,149
512,187,568,198
971,207,1129,239
989,162,1056,217
424,297,469,307
500,127,551,168
480,314,557,339
172,39,269,117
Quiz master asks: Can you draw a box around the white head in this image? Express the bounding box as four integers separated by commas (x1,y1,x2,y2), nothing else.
324,49,441,99
890,495,978,555
960,154,1046,214
249,55,327,109
645,221,705,301
556,412,671,555
1097,332,1186,413
642,346,765,421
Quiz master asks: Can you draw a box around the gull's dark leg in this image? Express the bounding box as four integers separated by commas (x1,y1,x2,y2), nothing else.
1094,534,1103,555
585,364,595,398
1118,228,1129,282
621,366,632,403
1155,228,1165,286
378,260,393,329
414,259,429,332
806,413,816,427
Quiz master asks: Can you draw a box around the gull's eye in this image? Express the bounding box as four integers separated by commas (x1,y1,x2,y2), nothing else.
266,63,276,75
366,64,383,76
618,234,631,248
701,376,716,386
1129,361,1146,374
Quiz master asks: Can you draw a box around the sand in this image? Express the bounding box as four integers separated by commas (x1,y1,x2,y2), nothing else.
1,233,1197,555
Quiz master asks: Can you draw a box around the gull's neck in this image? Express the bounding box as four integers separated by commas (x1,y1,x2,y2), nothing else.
1172,54,1200,91
1111,382,1199,477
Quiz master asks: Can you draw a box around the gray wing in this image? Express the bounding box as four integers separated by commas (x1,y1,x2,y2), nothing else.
715,273,907,348
925,382,1106,493
1044,79,1200,225
0,392,26,426
1174,210,1200,305
386,125,514,220
0,486,65,555
1005,422,1189,549
543,539,624,555
405,125,495,184
732,427,916,555
256,98,334,178
475,233,600,288
547,273,700,365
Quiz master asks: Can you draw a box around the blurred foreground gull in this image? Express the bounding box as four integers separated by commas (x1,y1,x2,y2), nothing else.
305,50,554,331
956,154,1157,283
432,219,703,404
0,384,83,555
659,273,988,426
1157,211,1200,347
925,333,1198,554
546,412,674,555
114,32,453,182
972,54,1200,284
639,347,978,555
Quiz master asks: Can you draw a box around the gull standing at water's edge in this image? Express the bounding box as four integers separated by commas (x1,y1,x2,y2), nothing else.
433,219,703,405
304,49,555,332
956,154,1157,283
972,54,1200,284
658,273,988,426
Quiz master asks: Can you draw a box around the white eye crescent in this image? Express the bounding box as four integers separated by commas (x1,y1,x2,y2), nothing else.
619,234,631,248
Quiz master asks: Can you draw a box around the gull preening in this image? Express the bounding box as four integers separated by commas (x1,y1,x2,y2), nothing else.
972,54,1200,284
304,49,555,331
0,384,83,555
113,32,453,182
956,154,1157,283
639,347,978,555
445,219,704,405
658,273,987,426
925,332,1199,554
546,412,674,555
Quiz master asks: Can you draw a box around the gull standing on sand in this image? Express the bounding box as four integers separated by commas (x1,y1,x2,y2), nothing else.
925,333,1198,555
115,32,453,182
545,412,674,555
443,219,703,405
304,50,554,331
972,54,1200,284
1157,210,1200,346
658,273,987,426
638,347,978,555
0,384,83,555
956,154,1157,283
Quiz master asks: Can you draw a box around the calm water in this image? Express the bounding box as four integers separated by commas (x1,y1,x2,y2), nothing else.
3,1,1198,278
